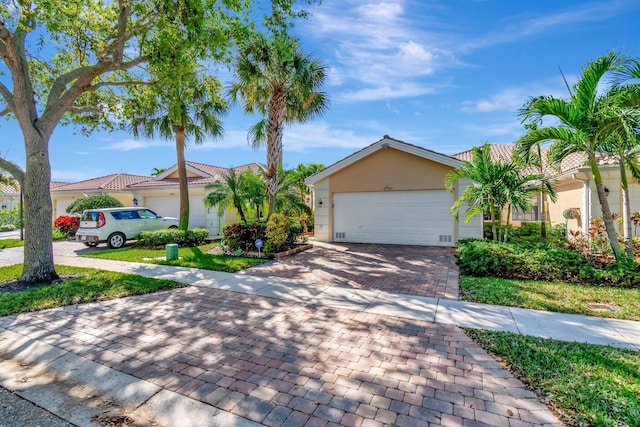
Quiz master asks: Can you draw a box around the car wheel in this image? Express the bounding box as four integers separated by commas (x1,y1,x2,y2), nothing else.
168,225,178,229
107,232,126,249
84,242,98,248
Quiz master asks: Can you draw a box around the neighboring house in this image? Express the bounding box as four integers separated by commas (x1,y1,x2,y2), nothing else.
305,136,483,247
50,173,150,218
50,161,263,238
128,161,262,237
452,144,640,236
1,182,20,210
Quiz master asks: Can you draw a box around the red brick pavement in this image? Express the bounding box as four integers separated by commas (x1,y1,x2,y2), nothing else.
3,287,559,426
240,244,460,299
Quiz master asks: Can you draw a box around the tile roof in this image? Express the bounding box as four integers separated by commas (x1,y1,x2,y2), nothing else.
451,144,611,176
1,182,19,195
184,161,229,178
51,173,151,192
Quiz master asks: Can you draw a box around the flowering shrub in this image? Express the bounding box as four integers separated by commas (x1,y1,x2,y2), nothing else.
54,215,80,235
222,222,267,253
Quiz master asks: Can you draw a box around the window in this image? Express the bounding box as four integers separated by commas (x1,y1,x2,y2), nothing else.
111,210,140,220
138,209,158,219
512,206,541,222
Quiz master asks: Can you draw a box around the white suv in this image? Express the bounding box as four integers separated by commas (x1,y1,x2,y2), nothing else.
75,207,179,249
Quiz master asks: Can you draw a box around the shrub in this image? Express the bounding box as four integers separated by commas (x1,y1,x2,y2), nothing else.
52,226,68,240
54,215,80,235
456,240,640,287
0,224,17,232
66,195,123,214
0,206,20,228
265,213,291,252
222,222,267,253
483,222,566,247
135,228,209,248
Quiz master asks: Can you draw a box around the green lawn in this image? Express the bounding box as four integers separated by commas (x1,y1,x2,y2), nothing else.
467,329,640,427
82,244,267,272
0,238,23,249
0,264,185,317
460,276,640,321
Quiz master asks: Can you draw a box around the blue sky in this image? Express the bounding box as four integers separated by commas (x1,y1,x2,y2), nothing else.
2,0,639,182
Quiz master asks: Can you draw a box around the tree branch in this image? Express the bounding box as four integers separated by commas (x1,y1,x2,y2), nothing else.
0,105,11,117
86,80,153,92
68,106,101,115
0,157,25,186
0,81,15,113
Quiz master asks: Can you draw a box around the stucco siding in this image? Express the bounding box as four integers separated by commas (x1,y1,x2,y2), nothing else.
548,180,584,232
313,178,330,242
456,178,484,239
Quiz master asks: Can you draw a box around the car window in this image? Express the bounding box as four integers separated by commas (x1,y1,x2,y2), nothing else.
81,211,99,221
110,210,140,220
138,209,158,219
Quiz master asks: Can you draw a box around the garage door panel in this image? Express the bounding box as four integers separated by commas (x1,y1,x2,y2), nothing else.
333,191,454,246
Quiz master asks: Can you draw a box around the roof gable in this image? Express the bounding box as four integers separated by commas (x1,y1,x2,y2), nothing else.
305,136,462,185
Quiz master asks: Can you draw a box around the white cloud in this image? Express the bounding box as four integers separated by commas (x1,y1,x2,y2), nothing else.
280,121,379,152
98,138,171,151
304,0,458,102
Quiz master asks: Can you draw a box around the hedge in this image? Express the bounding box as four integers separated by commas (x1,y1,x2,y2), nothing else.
66,195,123,214
135,228,209,248
456,239,640,288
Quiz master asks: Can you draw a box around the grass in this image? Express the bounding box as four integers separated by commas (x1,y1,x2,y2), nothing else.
0,238,24,249
467,329,640,427
0,264,185,317
460,276,640,321
82,243,267,272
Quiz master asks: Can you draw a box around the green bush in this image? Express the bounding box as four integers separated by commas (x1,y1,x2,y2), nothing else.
265,213,291,252
222,222,267,253
456,240,640,287
0,207,20,228
483,222,566,246
0,224,17,232
135,228,209,248
66,195,123,214
52,226,69,240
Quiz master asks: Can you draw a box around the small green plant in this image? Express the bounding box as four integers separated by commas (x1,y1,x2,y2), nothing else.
0,206,20,228
135,228,209,248
0,224,17,232
66,195,124,214
265,213,290,252
51,226,68,240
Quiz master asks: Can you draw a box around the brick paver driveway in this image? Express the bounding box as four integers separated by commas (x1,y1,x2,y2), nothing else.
3,286,558,426
241,244,460,299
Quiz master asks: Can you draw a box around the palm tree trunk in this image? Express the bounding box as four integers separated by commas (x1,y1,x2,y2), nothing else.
539,192,547,242
175,127,189,231
504,205,511,243
620,163,633,256
266,90,286,217
590,157,622,258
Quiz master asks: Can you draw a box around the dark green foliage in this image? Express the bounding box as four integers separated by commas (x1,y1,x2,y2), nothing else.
457,240,640,287
222,222,267,253
135,228,209,248
66,195,124,213
483,222,566,246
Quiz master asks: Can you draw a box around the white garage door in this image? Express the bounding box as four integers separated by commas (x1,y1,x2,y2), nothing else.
145,196,219,236
56,199,76,217
333,191,455,246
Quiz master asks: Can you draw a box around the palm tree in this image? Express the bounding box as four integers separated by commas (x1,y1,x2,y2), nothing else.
229,33,329,216
445,144,515,241
291,163,325,206
273,168,312,216
205,169,250,224
518,52,637,259
131,73,226,230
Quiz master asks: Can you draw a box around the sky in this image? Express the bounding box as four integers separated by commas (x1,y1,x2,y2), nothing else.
2,0,640,182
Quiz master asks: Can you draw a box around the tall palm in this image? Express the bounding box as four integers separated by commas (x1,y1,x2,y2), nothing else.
518,52,636,259
273,168,312,216
229,34,329,216
445,144,515,241
131,74,226,230
205,169,250,224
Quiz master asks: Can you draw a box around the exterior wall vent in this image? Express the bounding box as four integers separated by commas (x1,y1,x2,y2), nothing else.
439,235,452,243
335,232,346,239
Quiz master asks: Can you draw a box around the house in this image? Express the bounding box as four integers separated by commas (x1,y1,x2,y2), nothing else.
51,161,262,238
1,182,20,210
452,144,640,237
127,161,262,237
50,173,150,218
305,136,483,246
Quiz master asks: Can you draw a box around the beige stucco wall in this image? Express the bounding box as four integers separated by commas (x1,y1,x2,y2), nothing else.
548,180,584,232
311,147,477,243
51,192,134,219
329,148,454,194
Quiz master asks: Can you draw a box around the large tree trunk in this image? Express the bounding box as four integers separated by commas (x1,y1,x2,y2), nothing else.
22,130,58,283
175,128,189,231
266,90,286,217
590,156,622,259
